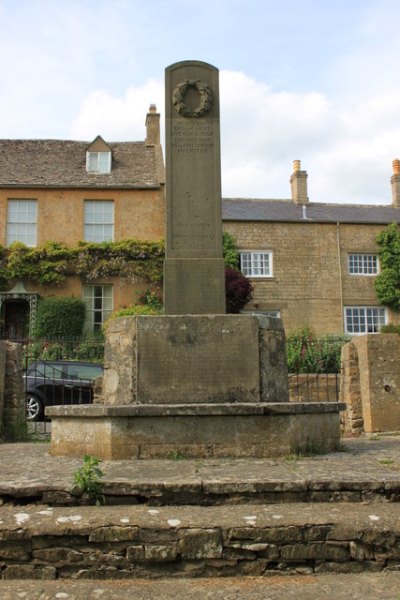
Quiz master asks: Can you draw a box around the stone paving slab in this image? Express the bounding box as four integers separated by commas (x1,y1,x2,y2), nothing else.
0,573,400,599
0,435,400,503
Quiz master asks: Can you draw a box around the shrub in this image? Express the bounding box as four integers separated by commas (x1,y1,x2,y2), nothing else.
286,327,350,374
381,324,400,334
34,297,86,338
225,267,253,313
222,232,240,269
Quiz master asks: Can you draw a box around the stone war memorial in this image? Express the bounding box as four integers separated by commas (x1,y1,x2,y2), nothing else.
48,61,345,459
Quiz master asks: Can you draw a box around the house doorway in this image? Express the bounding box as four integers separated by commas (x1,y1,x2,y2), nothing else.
1,299,30,340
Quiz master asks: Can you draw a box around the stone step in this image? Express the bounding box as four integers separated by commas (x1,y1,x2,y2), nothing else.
1,573,400,600
1,502,400,580
1,439,400,507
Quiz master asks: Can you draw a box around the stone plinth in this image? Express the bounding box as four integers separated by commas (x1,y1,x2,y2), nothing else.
48,402,345,460
100,314,288,406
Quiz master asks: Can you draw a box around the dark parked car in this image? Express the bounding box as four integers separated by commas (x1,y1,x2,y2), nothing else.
24,360,103,421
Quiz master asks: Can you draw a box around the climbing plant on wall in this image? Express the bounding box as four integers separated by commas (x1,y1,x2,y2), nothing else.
375,222,400,310
0,239,165,289
0,233,243,293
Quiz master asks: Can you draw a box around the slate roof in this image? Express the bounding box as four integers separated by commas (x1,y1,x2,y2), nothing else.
222,198,400,225
0,139,164,189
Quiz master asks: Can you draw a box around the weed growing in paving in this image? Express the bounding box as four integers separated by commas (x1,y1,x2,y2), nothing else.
72,455,105,506
167,450,186,460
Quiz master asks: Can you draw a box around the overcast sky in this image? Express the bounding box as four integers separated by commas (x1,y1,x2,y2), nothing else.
0,0,399,204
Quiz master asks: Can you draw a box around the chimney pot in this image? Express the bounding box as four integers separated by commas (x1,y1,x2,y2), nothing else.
290,160,309,204
391,159,400,206
393,159,400,175
145,104,160,145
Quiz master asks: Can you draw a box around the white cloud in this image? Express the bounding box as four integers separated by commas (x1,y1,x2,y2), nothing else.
69,80,164,141
69,67,400,204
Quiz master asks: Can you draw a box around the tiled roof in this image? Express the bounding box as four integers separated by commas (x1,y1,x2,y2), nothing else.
0,139,164,188
222,198,400,224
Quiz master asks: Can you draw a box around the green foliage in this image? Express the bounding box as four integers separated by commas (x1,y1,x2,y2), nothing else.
25,334,104,363
137,288,163,311
34,297,86,338
286,327,350,374
108,304,162,320
73,455,105,506
375,222,400,310
4,242,73,286
222,232,240,269
381,324,400,334
75,239,165,284
0,239,165,289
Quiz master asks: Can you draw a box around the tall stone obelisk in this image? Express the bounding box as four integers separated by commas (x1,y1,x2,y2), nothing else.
164,61,226,314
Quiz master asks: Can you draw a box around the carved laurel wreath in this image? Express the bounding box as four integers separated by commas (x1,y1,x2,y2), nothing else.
172,79,213,117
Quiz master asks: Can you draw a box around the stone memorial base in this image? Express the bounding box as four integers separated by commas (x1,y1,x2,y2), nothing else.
48,402,345,460
46,314,345,460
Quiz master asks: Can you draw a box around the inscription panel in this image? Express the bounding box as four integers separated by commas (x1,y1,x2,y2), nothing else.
136,315,260,404
172,121,214,154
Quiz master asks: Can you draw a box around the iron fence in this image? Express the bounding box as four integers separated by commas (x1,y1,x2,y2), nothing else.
21,337,104,436
288,372,340,403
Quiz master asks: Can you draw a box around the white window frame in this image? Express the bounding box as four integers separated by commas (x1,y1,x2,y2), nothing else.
348,254,379,275
83,284,113,332
84,200,114,242
6,199,37,246
86,151,111,174
344,306,387,335
240,251,273,278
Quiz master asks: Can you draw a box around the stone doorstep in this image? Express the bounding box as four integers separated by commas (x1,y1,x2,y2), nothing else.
0,503,400,579
46,402,347,417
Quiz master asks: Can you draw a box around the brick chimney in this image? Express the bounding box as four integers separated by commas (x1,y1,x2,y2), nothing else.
290,160,309,204
145,104,160,145
391,159,400,207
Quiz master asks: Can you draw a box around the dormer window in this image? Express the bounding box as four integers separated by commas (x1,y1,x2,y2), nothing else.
86,135,112,174
86,151,111,174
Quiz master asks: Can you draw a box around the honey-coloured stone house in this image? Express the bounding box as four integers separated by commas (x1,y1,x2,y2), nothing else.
0,102,399,337
0,106,165,338
225,160,400,335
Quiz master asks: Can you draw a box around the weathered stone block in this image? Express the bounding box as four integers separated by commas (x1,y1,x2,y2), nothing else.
88,526,139,543
179,528,222,559
2,564,56,579
144,543,179,562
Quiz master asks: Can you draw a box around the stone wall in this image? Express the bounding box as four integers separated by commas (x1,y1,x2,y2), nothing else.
224,221,400,334
0,342,25,440
0,503,400,579
340,334,400,434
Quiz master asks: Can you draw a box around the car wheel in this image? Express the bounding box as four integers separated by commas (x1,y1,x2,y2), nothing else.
26,395,44,421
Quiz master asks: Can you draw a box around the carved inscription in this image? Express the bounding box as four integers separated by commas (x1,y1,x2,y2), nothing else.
172,121,213,154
